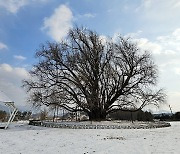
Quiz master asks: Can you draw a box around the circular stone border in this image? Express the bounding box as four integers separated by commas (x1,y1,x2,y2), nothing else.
29,120,171,129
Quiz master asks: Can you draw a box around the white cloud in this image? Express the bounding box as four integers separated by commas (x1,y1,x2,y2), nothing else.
14,55,26,60
159,60,180,68
172,28,180,40
136,38,162,54
137,0,180,22
32,0,49,2
0,63,30,109
42,5,73,42
127,28,180,56
125,30,143,38
157,29,180,53
82,13,96,18
0,0,28,13
139,0,180,10
164,50,176,55
174,68,180,75
0,63,13,72
0,0,50,14
124,32,163,54
0,42,8,50
0,63,29,81
174,1,180,8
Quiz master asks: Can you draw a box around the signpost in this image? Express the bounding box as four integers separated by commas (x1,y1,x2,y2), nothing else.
0,91,18,129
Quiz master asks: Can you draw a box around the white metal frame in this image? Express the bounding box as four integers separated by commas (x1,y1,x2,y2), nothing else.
0,101,18,129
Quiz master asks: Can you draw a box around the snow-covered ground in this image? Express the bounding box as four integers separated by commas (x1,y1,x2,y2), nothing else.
0,121,180,154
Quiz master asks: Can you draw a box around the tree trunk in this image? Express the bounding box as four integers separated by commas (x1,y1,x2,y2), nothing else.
88,109,107,121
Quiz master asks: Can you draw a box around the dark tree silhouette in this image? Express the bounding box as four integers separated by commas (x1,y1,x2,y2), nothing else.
23,27,166,121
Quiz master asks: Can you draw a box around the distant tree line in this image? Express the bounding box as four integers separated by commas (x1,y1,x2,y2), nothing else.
108,110,153,122
15,111,32,120
173,112,180,120
0,110,32,122
109,110,180,122
0,110,7,122
154,112,180,121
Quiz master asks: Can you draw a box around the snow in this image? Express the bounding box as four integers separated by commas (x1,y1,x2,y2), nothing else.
0,121,180,154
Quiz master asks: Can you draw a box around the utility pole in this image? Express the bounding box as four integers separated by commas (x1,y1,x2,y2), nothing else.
169,105,173,116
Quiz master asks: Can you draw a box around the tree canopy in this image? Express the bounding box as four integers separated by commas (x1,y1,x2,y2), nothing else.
23,27,166,120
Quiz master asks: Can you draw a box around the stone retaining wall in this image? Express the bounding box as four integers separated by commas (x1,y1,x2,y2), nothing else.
29,120,171,129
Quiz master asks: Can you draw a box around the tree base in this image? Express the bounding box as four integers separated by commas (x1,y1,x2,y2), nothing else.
88,111,107,121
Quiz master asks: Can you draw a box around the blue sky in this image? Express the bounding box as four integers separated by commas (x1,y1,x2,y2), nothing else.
1,0,180,112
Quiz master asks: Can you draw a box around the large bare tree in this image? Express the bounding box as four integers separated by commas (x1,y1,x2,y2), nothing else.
23,27,166,120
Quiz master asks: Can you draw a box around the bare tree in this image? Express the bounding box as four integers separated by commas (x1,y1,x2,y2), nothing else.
23,27,166,121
